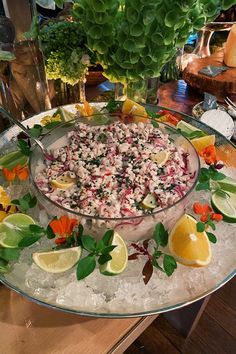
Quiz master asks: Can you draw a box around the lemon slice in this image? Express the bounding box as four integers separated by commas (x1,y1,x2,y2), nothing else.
151,151,170,166
141,193,157,209
191,135,215,152
168,214,211,267
99,232,128,275
122,99,148,123
0,213,36,248
51,172,76,189
32,247,82,273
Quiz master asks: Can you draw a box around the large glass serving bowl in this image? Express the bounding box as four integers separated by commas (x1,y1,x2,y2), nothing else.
0,103,235,318
29,113,200,242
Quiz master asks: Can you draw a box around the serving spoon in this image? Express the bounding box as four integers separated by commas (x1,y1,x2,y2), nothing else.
0,105,54,160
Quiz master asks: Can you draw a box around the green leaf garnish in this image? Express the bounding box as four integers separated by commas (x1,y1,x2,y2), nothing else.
163,255,177,276
11,193,37,212
206,232,217,243
17,139,31,156
196,222,206,232
81,235,96,252
18,234,41,248
77,255,96,280
104,99,120,113
153,223,168,247
0,248,21,261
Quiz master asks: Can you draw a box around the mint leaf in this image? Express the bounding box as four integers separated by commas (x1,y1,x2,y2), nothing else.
163,255,177,276
102,230,114,245
18,235,41,247
196,181,210,191
46,225,55,239
0,258,8,267
146,110,162,119
206,220,216,230
197,222,206,232
28,124,43,138
0,248,21,261
29,224,45,234
77,255,96,280
11,199,20,205
153,223,168,247
104,99,120,113
188,131,206,139
17,139,31,156
28,196,37,208
206,232,217,243
78,224,84,237
81,235,96,252
98,254,112,265
151,120,159,128
152,257,164,272
101,245,116,255
44,121,61,130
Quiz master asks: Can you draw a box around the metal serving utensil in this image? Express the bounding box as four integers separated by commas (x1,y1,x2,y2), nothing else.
0,105,54,160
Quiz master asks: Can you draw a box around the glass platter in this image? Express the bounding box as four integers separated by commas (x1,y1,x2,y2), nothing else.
0,102,235,318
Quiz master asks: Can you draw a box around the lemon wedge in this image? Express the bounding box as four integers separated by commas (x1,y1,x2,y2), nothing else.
168,214,211,267
122,99,148,123
151,151,170,166
51,172,76,189
191,135,215,152
99,232,128,275
141,193,157,209
33,247,82,273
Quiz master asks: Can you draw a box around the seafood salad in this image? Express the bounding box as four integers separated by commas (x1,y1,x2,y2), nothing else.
35,121,196,219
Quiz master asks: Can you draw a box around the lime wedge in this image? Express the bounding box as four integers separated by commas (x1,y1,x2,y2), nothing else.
32,247,82,273
0,151,28,170
141,193,157,209
177,120,202,135
0,213,36,248
210,176,236,194
100,232,128,275
151,151,170,166
211,191,236,223
55,107,75,122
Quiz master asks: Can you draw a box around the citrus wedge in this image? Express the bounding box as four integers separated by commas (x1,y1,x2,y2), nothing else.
0,151,28,170
151,151,170,166
176,120,202,135
32,246,82,273
168,214,211,267
210,176,236,194
141,193,157,209
122,99,148,123
211,191,236,223
0,213,36,248
99,232,128,275
51,172,76,189
191,135,215,152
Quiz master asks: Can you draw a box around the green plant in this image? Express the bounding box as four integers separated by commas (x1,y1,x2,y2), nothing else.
39,21,93,85
72,0,235,85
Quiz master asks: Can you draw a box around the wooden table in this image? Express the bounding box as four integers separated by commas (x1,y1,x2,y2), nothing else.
0,286,157,354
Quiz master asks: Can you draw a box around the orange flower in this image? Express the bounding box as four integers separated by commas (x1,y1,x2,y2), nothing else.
2,165,29,182
200,214,209,222
2,168,16,182
198,145,217,165
193,202,212,215
49,216,78,240
211,213,223,222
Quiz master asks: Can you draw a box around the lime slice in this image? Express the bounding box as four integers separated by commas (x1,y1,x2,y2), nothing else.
100,232,128,275
177,120,202,135
0,213,36,248
211,191,236,223
91,112,110,125
151,151,170,166
141,193,157,209
32,247,82,273
51,172,76,189
210,176,236,194
55,107,75,122
0,151,28,170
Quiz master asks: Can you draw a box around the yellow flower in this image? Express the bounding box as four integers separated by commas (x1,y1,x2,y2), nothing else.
0,186,17,221
40,114,62,126
75,101,94,118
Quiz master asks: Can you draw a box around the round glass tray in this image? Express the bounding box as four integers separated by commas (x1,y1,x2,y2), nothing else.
0,103,235,318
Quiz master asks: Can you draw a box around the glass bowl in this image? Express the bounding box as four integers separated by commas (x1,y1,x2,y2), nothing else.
29,113,200,242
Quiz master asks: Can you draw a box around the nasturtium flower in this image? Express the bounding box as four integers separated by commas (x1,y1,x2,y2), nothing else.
2,165,29,182
198,145,217,165
49,215,78,244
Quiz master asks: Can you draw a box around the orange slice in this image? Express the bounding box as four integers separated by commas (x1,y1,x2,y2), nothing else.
168,214,211,267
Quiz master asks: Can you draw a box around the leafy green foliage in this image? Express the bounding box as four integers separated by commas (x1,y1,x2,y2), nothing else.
196,166,226,191
17,139,31,156
39,21,94,85
11,193,37,212
72,0,235,84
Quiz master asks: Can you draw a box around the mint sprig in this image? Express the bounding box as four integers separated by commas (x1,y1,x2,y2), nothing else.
196,166,226,191
76,230,116,280
17,139,31,156
11,193,37,212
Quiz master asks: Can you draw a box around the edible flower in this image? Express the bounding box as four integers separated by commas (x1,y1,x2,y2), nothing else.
193,202,223,222
49,215,78,244
158,110,179,126
0,186,17,222
75,101,94,117
40,114,62,126
2,164,29,182
198,145,217,165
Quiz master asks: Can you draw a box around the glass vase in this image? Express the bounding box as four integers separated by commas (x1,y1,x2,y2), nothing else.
115,78,159,104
